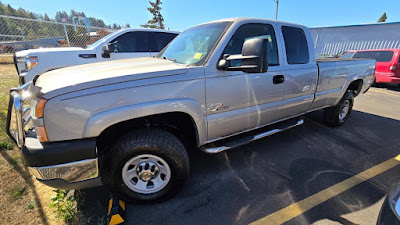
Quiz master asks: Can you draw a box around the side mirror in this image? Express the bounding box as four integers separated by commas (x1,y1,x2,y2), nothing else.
102,43,115,58
218,38,269,73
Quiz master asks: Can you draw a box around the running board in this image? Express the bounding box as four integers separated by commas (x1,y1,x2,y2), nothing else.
201,119,304,154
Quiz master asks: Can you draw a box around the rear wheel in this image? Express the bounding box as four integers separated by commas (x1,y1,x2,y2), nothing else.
323,92,354,127
100,128,189,203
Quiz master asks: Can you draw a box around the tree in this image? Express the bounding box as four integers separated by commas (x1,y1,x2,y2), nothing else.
44,13,51,21
378,13,387,22
141,0,165,29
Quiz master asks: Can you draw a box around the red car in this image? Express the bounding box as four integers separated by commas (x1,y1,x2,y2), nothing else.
340,49,400,85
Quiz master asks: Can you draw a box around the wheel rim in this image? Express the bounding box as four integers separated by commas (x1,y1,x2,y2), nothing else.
122,154,171,194
338,100,350,121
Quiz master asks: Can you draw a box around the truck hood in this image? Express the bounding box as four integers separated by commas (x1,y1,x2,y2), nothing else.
35,57,188,98
15,47,84,57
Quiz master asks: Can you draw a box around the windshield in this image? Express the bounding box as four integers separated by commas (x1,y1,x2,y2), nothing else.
86,32,116,49
157,22,230,65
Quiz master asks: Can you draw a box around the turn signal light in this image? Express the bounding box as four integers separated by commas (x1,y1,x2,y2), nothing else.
35,99,47,118
36,126,49,142
26,56,38,71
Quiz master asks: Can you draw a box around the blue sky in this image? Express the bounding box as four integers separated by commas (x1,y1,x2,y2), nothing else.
3,0,400,31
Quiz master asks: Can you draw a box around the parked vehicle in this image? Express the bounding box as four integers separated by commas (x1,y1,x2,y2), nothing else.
337,50,356,59
377,180,400,225
13,28,179,84
340,49,400,85
7,18,375,202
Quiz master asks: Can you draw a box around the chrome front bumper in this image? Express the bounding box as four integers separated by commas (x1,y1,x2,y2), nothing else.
29,158,99,183
6,81,36,148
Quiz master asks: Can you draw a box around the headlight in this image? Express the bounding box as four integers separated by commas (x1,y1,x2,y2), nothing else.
25,56,38,71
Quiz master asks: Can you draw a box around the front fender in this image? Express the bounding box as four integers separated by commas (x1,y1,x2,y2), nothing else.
83,98,207,145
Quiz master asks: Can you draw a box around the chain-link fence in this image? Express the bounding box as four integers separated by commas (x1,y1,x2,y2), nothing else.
0,15,116,54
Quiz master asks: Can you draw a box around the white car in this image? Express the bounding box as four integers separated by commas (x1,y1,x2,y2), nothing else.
13,28,180,84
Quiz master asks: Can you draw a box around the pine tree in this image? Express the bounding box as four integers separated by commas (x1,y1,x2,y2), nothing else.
44,13,51,21
378,13,387,22
141,0,165,29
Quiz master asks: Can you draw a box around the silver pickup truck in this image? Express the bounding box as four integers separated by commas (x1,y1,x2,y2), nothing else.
7,18,375,202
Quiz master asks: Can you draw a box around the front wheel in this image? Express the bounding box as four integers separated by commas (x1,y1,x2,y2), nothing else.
323,92,354,127
100,128,189,203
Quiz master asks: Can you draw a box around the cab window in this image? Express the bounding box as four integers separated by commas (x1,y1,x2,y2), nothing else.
282,26,309,64
148,32,178,52
110,32,148,53
222,23,279,67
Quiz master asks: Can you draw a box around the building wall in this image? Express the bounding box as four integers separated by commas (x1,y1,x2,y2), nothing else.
310,22,400,56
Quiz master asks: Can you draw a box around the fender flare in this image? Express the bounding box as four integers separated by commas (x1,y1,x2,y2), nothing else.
333,74,367,105
83,98,207,145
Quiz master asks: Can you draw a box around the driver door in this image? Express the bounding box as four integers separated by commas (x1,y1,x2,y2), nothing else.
205,23,285,141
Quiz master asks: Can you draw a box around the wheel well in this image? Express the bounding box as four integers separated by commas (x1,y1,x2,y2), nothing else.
96,112,199,155
347,79,363,97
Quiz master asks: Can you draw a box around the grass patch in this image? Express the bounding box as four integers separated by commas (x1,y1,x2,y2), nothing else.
0,140,13,150
50,190,81,223
0,54,13,64
9,184,27,199
0,64,75,225
0,64,18,145
26,200,37,210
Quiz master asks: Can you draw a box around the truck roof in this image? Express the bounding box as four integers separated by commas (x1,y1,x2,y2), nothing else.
199,17,304,27
116,28,180,34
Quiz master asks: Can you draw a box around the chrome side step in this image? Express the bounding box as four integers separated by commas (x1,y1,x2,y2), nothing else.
201,119,304,154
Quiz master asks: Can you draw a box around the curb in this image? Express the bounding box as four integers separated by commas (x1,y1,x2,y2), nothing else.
108,196,126,225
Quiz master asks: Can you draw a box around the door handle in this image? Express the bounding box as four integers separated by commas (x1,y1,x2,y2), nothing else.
273,75,285,84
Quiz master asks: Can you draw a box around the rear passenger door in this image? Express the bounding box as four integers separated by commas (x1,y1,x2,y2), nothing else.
280,25,318,118
147,32,178,57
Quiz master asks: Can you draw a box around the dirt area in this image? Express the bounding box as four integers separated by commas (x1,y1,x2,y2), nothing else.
0,64,68,225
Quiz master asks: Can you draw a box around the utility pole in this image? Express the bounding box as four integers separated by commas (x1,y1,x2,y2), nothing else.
274,0,279,21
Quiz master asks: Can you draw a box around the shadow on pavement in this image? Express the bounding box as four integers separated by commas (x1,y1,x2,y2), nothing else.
375,83,400,92
79,109,400,225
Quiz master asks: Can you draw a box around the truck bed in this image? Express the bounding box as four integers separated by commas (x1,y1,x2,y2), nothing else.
317,57,373,62
311,58,376,110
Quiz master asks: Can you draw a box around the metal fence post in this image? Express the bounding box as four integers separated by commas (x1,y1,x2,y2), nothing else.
63,23,71,47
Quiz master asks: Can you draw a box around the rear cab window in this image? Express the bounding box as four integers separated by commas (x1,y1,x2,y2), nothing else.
281,26,309,64
353,51,394,62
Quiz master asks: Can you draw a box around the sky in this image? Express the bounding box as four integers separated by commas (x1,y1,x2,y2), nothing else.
3,0,400,31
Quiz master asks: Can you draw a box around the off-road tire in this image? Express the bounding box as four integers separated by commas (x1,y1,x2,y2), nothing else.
323,92,354,127
100,128,189,203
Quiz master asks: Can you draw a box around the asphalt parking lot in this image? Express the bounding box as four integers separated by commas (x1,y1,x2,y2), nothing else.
80,85,400,225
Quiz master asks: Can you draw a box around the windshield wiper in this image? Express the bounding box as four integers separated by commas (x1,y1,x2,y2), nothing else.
162,56,176,62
